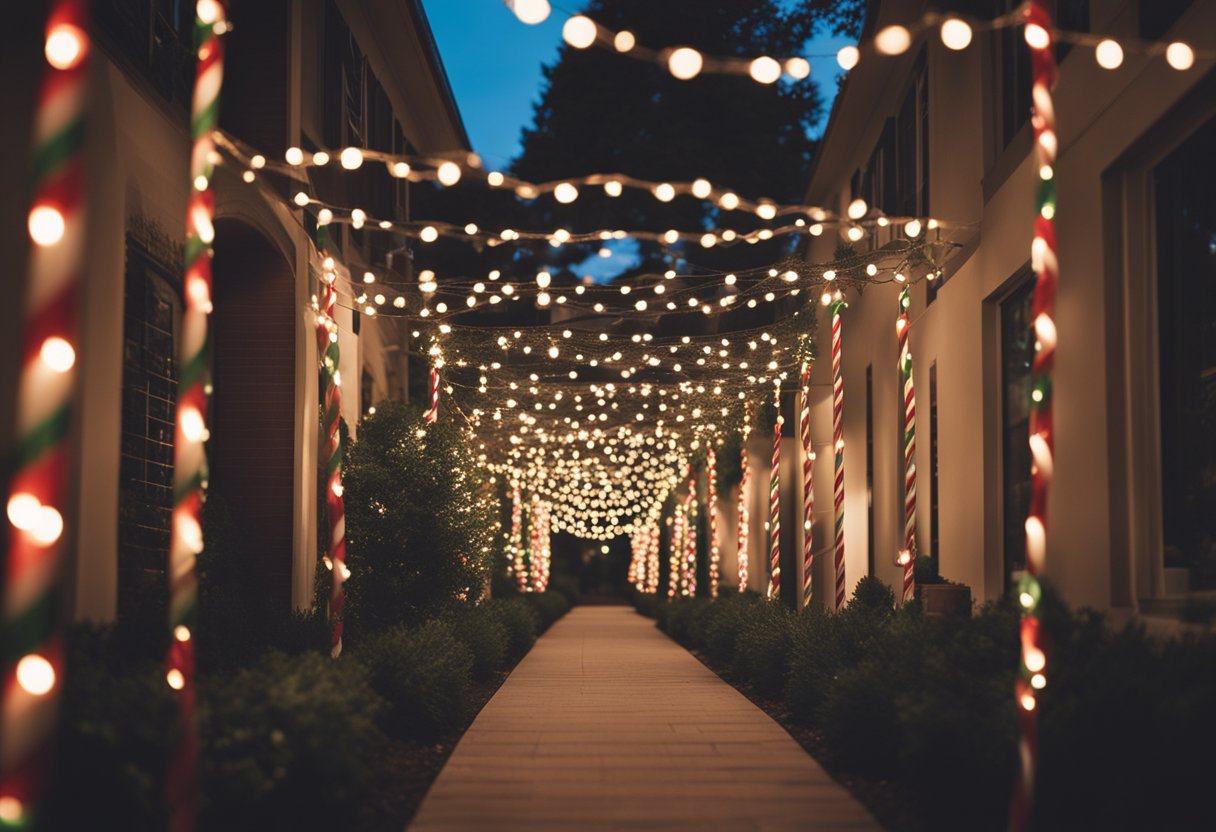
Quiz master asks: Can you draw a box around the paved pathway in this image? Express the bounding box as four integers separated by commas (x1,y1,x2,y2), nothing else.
410,606,882,831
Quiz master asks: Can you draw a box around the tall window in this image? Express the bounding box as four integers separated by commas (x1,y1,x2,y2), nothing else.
1001,274,1036,588
866,365,875,576
929,362,940,571
1156,116,1216,583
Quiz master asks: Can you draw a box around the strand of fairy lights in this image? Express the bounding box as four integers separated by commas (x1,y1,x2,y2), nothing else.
0,2,90,825
737,404,751,591
1012,2,1057,828
895,286,917,604
706,447,719,598
507,1,1207,84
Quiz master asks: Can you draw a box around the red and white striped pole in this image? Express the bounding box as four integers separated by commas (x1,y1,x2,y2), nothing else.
707,447,719,598
425,366,439,424
1,2,90,823
1012,2,1058,828
799,364,815,609
896,288,917,603
768,383,782,601
830,300,846,610
736,406,751,591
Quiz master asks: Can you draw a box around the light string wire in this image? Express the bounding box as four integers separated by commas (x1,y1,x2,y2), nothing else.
1,2,90,827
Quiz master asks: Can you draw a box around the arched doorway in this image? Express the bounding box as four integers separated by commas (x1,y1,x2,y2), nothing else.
208,219,297,609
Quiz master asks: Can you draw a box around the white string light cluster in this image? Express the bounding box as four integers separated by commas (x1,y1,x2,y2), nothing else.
505,1,1210,82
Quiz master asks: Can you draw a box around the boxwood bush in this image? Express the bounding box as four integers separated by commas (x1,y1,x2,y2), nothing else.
524,590,570,631
446,604,510,680
483,597,539,659
731,600,795,697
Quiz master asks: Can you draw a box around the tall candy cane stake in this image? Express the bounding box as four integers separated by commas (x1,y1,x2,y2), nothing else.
830,300,847,610
509,485,526,590
768,383,782,600
425,366,439,424
896,287,917,603
1012,2,1058,828
1,2,90,824
799,364,815,609
314,229,347,658
682,483,697,597
168,4,228,829
707,448,719,598
737,406,751,591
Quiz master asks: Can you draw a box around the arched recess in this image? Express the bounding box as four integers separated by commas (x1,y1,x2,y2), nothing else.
208,219,297,609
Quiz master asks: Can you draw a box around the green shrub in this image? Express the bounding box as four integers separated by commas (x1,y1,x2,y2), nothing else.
354,621,474,741
45,626,176,831
524,590,570,631
850,574,895,613
344,403,495,634
445,604,510,680
631,590,660,619
200,651,385,829
732,601,795,697
701,592,763,665
819,659,902,777
484,598,539,659
548,574,582,607
660,598,709,645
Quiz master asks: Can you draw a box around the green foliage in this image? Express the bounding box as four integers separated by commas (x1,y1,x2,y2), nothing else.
45,626,177,831
524,590,570,632
659,597,710,645
343,402,495,634
547,573,583,607
849,574,896,613
483,597,540,659
700,592,763,665
731,600,796,697
354,621,474,742
200,651,386,830
445,604,510,681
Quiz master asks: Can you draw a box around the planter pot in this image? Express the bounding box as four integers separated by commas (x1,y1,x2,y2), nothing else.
921,583,971,618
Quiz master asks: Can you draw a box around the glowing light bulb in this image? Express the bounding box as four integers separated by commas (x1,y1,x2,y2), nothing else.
39,336,74,373
437,161,462,186
700,233,716,248
847,198,868,220
285,146,304,166
312,151,330,166
419,226,439,243
28,205,65,246
668,47,703,80
691,178,712,199
335,147,363,171
536,271,552,289
785,57,810,79
749,56,781,84
45,23,86,70
837,45,860,70
940,18,972,51
614,30,636,52
654,182,675,202
847,225,864,241
875,25,911,55
756,202,777,220
507,0,550,24
1024,23,1050,51
562,15,596,49
904,218,922,237
1095,39,1123,69
718,191,740,210
1166,42,1194,70
603,179,623,197
16,654,55,696
166,668,185,690
554,182,579,203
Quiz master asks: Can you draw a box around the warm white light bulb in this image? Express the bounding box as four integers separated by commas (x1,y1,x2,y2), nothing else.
45,24,86,70
554,182,579,203
339,147,364,170
437,161,461,186
940,18,972,51
1094,39,1123,69
562,15,597,49
16,654,56,696
836,45,860,70
718,191,739,211
668,47,703,80
419,226,439,243
784,57,810,79
1166,41,1195,70
603,179,623,197
312,151,330,166
507,0,550,25
40,337,75,373
654,182,675,202
756,202,777,220
1024,23,1050,51
691,178,712,199
904,218,922,237
285,146,304,166
749,56,781,84
28,205,65,246
614,30,636,52
536,271,552,289
875,25,911,55
847,197,868,220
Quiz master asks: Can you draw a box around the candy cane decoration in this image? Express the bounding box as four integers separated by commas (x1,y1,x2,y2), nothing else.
706,448,720,598
1012,3,1058,828
509,485,527,590
683,479,697,597
667,502,683,600
896,287,917,604
646,520,660,594
314,228,347,659
0,2,89,823
768,384,782,601
167,4,227,829
430,369,440,420
830,300,847,610
799,363,815,609
737,406,751,591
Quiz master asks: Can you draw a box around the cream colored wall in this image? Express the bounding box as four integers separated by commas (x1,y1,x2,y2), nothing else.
801,0,1216,610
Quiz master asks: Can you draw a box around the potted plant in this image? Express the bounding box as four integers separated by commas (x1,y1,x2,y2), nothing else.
913,556,971,617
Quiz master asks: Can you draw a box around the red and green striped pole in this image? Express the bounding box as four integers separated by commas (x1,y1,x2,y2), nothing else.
167,4,227,829
830,300,846,610
1012,2,1058,828
767,383,782,600
799,363,815,609
0,2,90,825
896,287,917,603
736,406,750,591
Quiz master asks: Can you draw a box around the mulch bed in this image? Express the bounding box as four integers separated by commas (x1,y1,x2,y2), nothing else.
683,645,923,832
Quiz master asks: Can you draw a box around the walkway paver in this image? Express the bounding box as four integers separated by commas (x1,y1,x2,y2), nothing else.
410,606,883,831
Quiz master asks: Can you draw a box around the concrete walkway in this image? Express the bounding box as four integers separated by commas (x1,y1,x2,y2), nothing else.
410,606,883,831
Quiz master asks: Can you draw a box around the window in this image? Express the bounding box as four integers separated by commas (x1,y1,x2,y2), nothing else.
853,54,927,226
95,0,194,103
1000,274,1036,588
930,362,940,570
866,365,875,576
1156,115,1216,584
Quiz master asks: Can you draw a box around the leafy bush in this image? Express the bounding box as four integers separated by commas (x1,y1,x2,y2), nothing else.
343,403,495,634
483,598,539,659
732,601,795,697
354,621,474,741
200,651,385,829
524,590,570,631
548,574,582,607
446,604,510,680
701,592,763,664
659,597,710,645
45,626,177,831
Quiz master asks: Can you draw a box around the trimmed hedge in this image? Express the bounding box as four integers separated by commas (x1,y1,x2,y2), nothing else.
484,597,540,659
524,590,570,631
446,604,511,680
